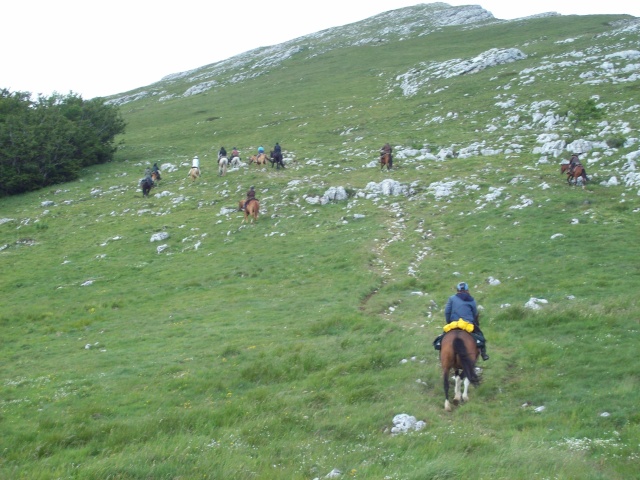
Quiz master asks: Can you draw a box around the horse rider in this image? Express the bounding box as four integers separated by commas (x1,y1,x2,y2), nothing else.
140,174,154,195
257,146,265,157
218,146,227,160
380,143,393,168
231,147,240,160
568,153,589,182
191,155,200,174
151,162,161,180
434,282,489,361
568,154,579,174
244,186,256,211
273,142,283,165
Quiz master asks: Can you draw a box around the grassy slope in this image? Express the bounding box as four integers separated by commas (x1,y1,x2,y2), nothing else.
1,11,639,480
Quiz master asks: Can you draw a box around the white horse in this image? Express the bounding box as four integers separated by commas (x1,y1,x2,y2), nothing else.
218,156,228,176
231,156,242,168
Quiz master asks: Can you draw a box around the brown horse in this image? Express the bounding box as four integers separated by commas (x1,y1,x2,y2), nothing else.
380,152,391,170
188,167,200,182
250,153,268,166
239,199,259,224
566,164,587,186
440,329,480,411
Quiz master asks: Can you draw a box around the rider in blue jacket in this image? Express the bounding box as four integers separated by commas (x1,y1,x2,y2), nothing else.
435,282,489,360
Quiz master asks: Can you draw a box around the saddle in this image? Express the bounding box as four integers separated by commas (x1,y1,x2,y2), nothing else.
433,331,485,351
433,319,483,351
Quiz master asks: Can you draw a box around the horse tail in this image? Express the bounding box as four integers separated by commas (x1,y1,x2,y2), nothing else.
453,337,480,386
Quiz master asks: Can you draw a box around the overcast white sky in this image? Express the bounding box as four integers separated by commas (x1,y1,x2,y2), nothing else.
3,1,639,99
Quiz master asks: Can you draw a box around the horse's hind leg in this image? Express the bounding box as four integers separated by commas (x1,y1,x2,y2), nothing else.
462,377,470,402
453,373,462,405
443,372,452,412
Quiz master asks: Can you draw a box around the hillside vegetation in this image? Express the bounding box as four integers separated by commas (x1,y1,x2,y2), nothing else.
1,4,639,479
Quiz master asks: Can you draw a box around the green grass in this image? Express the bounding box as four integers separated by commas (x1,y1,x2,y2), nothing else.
1,7,640,479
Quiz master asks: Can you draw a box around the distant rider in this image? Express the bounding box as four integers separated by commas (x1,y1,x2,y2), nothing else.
218,146,227,160
231,147,240,160
568,153,589,182
191,155,200,174
272,142,283,166
151,162,161,180
244,186,256,210
380,143,393,168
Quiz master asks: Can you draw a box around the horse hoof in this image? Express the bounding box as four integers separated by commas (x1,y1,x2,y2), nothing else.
452,398,460,406
444,401,452,412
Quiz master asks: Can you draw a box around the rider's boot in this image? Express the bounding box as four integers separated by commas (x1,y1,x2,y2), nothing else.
480,346,489,361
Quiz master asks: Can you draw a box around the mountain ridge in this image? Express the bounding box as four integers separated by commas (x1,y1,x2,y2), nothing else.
107,3,567,105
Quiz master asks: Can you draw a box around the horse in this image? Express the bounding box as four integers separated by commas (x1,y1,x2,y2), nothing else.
440,329,481,412
380,152,391,170
250,153,267,166
566,164,587,186
269,151,285,170
239,198,259,224
218,156,228,176
230,156,242,168
140,177,154,197
188,167,200,182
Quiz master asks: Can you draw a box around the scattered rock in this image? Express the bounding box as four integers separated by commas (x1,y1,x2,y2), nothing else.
390,414,426,435
524,297,548,310
150,232,170,242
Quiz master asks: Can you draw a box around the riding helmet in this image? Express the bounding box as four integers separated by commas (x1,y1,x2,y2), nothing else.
456,282,469,291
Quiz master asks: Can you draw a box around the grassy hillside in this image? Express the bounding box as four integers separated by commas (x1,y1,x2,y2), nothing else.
1,4,639,479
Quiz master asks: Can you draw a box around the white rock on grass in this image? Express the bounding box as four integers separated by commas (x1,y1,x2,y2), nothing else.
150,232,170,242
525,297,548,310
324,186,348,201
304,195,329,205
391,414,426,435
364,179,408,196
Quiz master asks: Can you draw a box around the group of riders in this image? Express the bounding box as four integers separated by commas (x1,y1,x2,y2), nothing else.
141,144,493,359
216,143,283,167
139,144,608,368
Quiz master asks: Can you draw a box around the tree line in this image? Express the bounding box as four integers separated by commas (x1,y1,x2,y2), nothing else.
0,89,126,197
